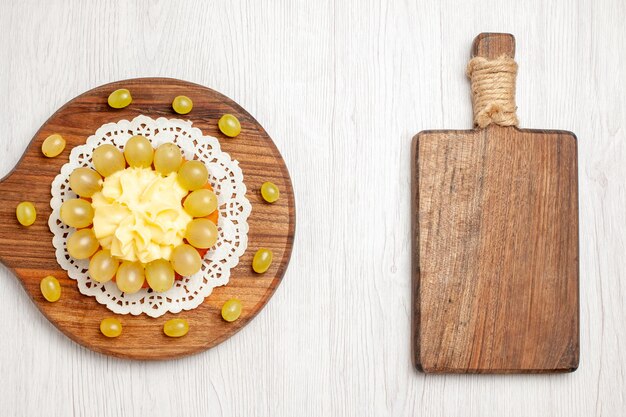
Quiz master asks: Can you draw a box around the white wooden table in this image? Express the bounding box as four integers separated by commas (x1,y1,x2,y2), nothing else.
0,0,623,415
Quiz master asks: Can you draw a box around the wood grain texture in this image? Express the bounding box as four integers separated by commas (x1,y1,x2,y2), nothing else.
0,0,625,416
0,78,295,359
414,126,579,372
413,34,579,373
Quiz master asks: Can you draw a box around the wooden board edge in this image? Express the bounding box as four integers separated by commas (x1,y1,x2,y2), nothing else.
568,129,581,374
420,366,579,374
416,126,578,139
550,127,580,374
411,132,423,372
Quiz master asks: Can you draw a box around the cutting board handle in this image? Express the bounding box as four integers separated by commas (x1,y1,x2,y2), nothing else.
468,33,519,128
472,33,515,59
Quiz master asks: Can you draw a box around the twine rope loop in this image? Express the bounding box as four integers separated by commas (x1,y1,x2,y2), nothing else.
466,55,518,128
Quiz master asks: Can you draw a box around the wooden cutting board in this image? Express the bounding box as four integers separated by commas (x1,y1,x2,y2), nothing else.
412,33,579,373
0,78,295,360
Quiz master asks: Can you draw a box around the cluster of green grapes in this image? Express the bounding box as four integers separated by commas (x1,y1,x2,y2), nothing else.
60,137,220,295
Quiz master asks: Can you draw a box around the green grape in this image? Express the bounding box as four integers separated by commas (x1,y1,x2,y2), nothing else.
183,189,218,217
100,317,122,338
60,198,94,228
116,261,145,294
172,95,193,115
124,135,154,168
16,201,36,226
40,275,61,302
218,114,241,138
177,160,208,191
67,229,99,259
89,250,119,283
154,143,183,175
69,167,102,197
163,318,189,338
185,218,218,249
108,88,132,109
41,134,66,157
145,258,175,292
93,144,125,177
170,244,202,276
261,181,280,203
252,248,273,273
221,298,242,322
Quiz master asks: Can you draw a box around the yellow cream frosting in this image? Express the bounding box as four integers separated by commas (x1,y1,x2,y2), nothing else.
91,167,192,264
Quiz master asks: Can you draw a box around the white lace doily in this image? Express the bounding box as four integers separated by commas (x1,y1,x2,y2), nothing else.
49,115,251,318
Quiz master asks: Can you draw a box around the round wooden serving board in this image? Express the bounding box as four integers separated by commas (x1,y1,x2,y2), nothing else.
0,78,295,360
